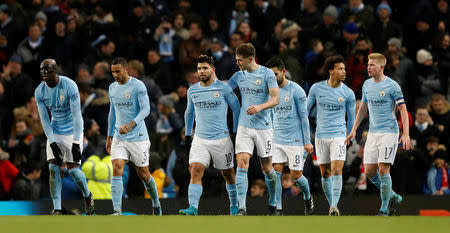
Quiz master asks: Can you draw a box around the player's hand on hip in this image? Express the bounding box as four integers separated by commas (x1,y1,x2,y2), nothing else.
345,131,356,146
106,136,112,154
50,142,63,162
71,143,81,163
304,143,314,154
246,105,261,115
399,134,412,150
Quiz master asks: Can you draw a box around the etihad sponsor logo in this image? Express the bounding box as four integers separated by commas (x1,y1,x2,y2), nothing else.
367,99,388,105
273,105,292,112
240,87,264,94
318,102,343,111
194,101,222,109
115,102,134,107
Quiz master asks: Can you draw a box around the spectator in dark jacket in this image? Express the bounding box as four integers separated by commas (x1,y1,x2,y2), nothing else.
424,150,450,195
13,162,41,200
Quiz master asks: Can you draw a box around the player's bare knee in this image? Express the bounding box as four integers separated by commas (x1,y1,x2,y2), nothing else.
236,154,250,168
112,161,125,176
48,159,62,167
190,165,205,179
291,170,303,180
331,168,342,175
378,163,390,175
273,163,284,173
136,167,150,181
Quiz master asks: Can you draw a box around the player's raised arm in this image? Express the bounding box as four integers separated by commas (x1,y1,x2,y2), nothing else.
225,85,241,133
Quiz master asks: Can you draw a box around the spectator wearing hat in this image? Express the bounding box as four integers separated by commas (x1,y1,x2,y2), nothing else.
416,49,442,107
424,150,450,195
339,0,374,34
336,22,359,58
370,1,402,52
385,38,418,110
0,54,33,109
34,11,48,37
209,38,239,80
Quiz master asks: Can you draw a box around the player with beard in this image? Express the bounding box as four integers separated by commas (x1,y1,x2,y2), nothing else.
179,55,241,215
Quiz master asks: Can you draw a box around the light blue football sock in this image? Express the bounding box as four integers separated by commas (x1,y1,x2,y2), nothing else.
143,175,160,208
275,171,283,210
321,177,332,206
295,175,311,200
68,168,90,198
331,175,342,208
380,174,392,213
264,168,277,207
226,184,238,207
369,172,399,201
236,168,248,210
49,164,62,210
188,183,202,209
111,176,123,212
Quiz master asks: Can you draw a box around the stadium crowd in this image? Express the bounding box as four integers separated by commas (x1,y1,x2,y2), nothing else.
0,0,449,201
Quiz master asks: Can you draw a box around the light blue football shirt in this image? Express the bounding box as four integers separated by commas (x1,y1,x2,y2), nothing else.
185,79,240,140
228,65,278,130
307,80,356,138
272,80,311,146
35,76,83,142
362,76,405,133
108,77,150,141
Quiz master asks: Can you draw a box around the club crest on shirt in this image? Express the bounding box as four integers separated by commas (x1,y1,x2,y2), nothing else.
380,90,386,97
285,96,290,102
255,79,262,86
59,95,65,102
213,92,220,98
338,97,344,103
125,93,131,99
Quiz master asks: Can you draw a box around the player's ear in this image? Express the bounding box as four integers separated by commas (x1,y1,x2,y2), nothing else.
212,67,216,72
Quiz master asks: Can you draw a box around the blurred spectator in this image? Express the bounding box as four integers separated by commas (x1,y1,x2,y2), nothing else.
295,0,321,47
385,38,418,111
316,5,341,54
174,83,188,119
209,38,239,80
416,49,442,107
179,21,208,70
81,155,113,199
229,31,245,53
92,61,112,90
82,118,105,159
153,15,182,64
173,12,190,41
41,0,65,38
0,54,33,109
16,23,46,88
13,96,43,136
44,17,74,75
404,14,434,60
339,0,374,34
145,49,173,93
428,94,450,148
424,150,450,195
282,173,300,197
0,33,12,70
227,0,250,37
79,83,110,136
0,147,19,200
206,14,226,43
85,38,116,70
436,0,450,33
370,1,402,52
411,106,442,150
337,22,360,59
431,33,450,95
346,37,371,97
75,64,94,85
0,3,21,49
8,119,33,168
34,11,48,36
250,179,266,197
250,0,282,47
13,162,41,200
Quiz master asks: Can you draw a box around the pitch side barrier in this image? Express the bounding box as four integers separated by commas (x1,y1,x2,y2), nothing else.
1,195,449,215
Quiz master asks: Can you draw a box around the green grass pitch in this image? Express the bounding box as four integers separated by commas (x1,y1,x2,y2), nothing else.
1,216,449,233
